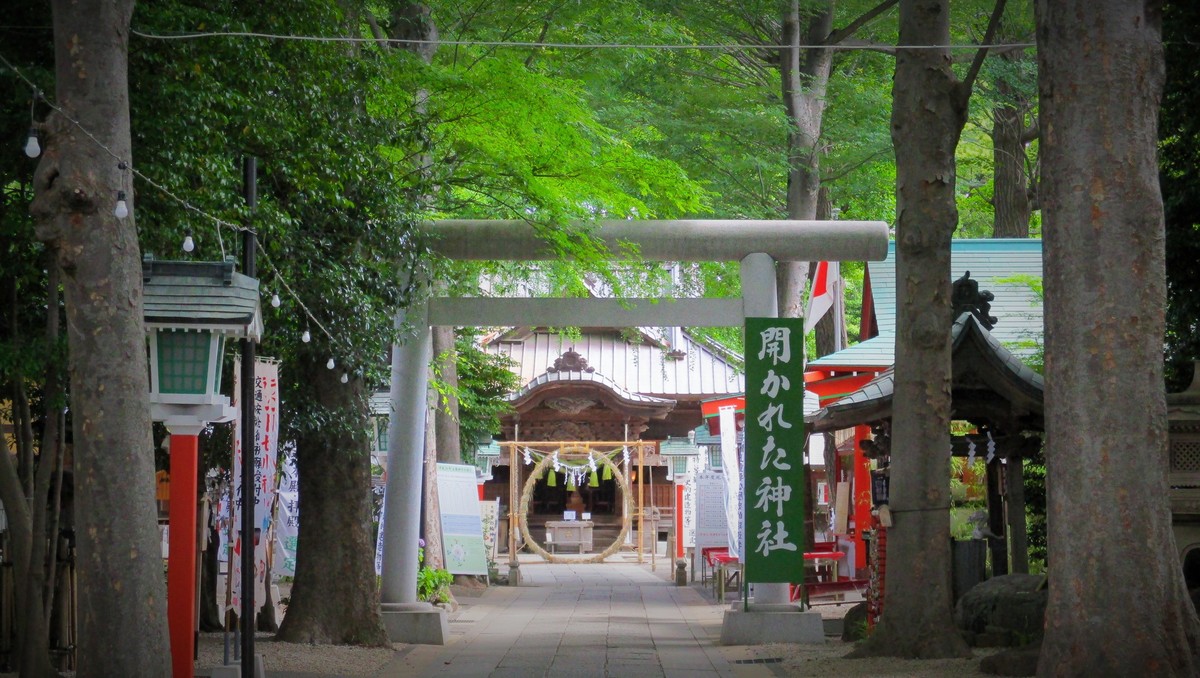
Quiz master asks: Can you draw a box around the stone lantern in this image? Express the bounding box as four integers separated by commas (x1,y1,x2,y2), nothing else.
143,254,261,678
143,255,263,426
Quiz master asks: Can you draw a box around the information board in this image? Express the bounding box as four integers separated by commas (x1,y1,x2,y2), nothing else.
436,463,489,575
694,470,729,549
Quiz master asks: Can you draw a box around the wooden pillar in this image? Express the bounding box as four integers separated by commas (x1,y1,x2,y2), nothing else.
985,459,1009,576
1005,440,1030,574
508,443,519,569
167,432,200,678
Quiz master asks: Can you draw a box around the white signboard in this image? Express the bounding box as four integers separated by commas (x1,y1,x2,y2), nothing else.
694,470,729,549
682,466,697,549
435,463,488,575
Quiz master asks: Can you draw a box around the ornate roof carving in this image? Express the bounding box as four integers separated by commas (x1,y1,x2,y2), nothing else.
547,349,594,374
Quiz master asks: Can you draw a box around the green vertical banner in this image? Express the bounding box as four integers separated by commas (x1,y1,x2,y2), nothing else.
743,317,806,584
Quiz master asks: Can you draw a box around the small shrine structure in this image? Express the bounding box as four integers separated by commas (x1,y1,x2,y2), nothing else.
804,239,1044,583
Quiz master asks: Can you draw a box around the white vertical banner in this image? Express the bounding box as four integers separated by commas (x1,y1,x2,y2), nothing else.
374,483,386,576
230,359,281,611
681,460,697,549
480,498,501,565
719,406,742,559
274,448,299,577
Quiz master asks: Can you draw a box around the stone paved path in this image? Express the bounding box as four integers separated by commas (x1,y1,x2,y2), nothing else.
379,558,772,678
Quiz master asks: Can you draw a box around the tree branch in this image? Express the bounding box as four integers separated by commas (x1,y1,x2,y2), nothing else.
821,147,892,182
961,0,1008,96
826,0,900,45
1021,117,1040,144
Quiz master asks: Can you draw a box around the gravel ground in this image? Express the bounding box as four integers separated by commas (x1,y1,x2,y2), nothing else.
195,632,401,676
767,641,1001,677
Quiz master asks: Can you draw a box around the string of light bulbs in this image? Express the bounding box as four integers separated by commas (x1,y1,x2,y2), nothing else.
3,51,358,381
129,27,1036,52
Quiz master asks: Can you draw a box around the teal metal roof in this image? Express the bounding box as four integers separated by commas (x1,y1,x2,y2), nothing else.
142,256,263,339
810,313,1044,432
809,239,1043,369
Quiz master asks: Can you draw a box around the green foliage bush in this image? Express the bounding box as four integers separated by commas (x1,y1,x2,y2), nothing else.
416,544,453,604
418,566,454,604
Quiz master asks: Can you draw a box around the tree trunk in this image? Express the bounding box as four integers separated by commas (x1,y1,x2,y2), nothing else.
275,359,389,646
0,397,55,678
1036,1,1200,673
991,69,1031,238
433,326,462,464
777,0,834,318
853,0,971,659
28,1,171,674
0,272,56,678
422,378,445,571
21,255,65,678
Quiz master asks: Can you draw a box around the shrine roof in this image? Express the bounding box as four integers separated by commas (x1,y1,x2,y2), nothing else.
809,239,1043,370
485,328,744,400
808,313,1044,432
506,367,677,408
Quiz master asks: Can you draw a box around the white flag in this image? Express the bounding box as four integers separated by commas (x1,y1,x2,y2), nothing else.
805,261,840,333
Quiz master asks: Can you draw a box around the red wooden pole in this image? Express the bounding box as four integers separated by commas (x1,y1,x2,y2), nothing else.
168,433,199,678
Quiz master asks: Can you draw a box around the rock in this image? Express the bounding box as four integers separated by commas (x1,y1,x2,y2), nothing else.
841,601,869,642
955,574,1047,647
979,644,1041,676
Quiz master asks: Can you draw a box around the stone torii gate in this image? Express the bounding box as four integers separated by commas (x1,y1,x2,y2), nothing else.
379,219,890,643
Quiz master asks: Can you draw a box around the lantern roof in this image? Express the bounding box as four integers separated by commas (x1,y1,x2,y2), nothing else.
142,255,263,340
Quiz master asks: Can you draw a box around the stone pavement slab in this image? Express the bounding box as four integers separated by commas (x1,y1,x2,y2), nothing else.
370,558,767,678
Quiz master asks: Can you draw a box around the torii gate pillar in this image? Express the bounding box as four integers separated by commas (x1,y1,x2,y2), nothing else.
379,268,449,644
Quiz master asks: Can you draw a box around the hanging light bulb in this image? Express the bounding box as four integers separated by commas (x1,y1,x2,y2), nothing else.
182,232,195,253
301,329,311,343
326,357,335,370
113,191,129,219
340,373,349,384
23,129,40,158
270,292,281,308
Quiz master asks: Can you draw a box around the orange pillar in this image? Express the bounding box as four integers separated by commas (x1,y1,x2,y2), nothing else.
168,433,199,678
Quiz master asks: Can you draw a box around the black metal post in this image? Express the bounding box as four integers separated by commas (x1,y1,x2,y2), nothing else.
240,156,257,678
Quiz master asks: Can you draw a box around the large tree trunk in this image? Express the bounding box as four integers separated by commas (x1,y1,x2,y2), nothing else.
276,359,389,646
1036,1,1200,673
777,0,834,318
28,1,171,674
433,326,462,464
854,0,971,659
422,377,445,571
991,52,1032,239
